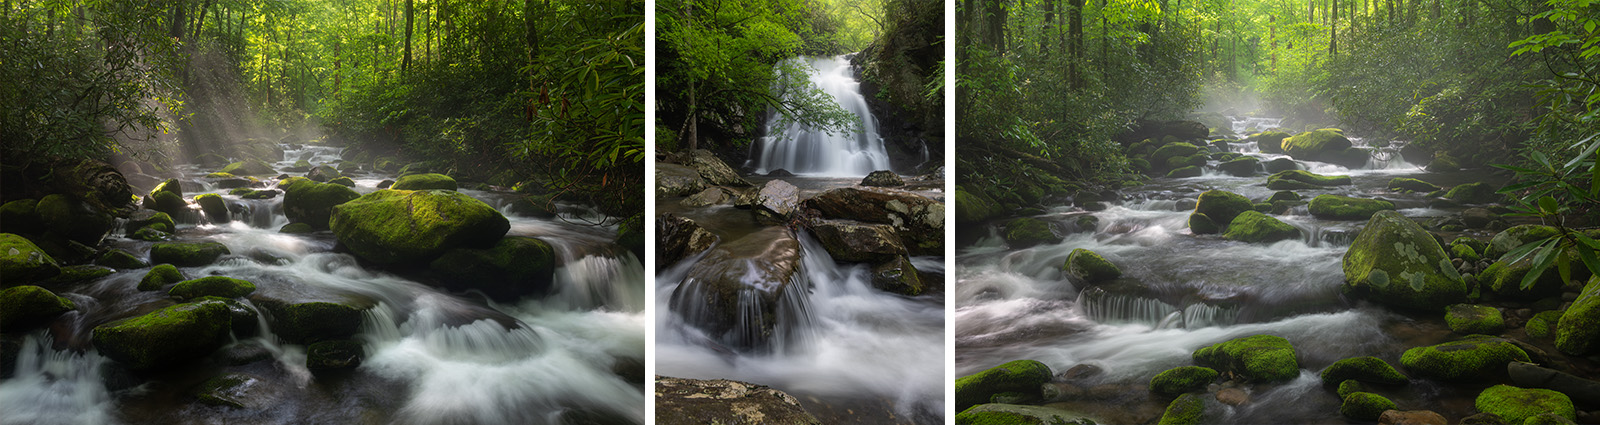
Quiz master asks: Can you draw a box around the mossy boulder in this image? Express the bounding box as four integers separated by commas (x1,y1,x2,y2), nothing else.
330,190,510,264
46,265,114,284
1192,335,1300,382
1150,143,1202,169
1,233,61,284
144,191,189,221
91,301,233,370
391,173,458,191
870,256,924,296
0,285,76,331
1481,258,1567,301
1320,356,1408,386
1452,242,1483,263
169,276,257,300
1189,213,1220,235
1150,366,1218,395
1281,129,1369,168
1064,248,1121,283
1158,393,1206,425
194,193,230,224
1427,153,1462,172
1340,392,1397,421
1308,195,1395,220
1193,190,1253,232
1250,131,1290,153
1166,165,1203,178
327,176,355,187
1267,170,1352,190
1224,211,1301,243
279,222,315,234
1389,178,1442,192
1486,225,1561,259
1400,335,1529,381
139,264,184,291
95,248,147,269
1263,157,1299,173
1267,191,1302,203
1342,211,1468,312
1475,385,1575,424
283,180,360,229
306,339,364,370
0,199,42,234
219,159,276,176
255,301,366,344
954,359,1053,412
240,189,277,199
1447,304,1506,335
954,404,1098,425
1528,310,1563,339
1447,182,1501,204
37,194,117,245
1217,157,1260,177
305,165,341,182
1556,277,1600,355
428,236,557,301
149,241,230,267
1004,218,1059,248
1337,380,1365,399
955,187,1000,224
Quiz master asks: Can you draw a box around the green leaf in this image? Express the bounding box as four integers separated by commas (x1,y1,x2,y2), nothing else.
1523,242,1560,291
1539,196,1560,214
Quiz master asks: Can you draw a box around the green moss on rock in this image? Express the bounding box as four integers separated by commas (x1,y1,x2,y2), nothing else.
1337,380,1364,399
1320,356,1408,386
126,211,175,237
1065,248,1121,283
1158,393,1205,425
1149,366,1218,395
46,265,114,283
327,176,355,187
1250,131,1290,153
1481,258,1567,301
258,301,366,344
1166,165,1203,178
1282,129,1368,167
194,193,230,224
1267,191,1301,203
91,301,233,370
1475,385,1574,424
1267,170,1352,190
1400,335,1529,381
955,186,999,224
1341,210,1467,312
1309,195,1395,220
283,180,360,229
1192,335,1300,382
428,236,557,300
1004,218,1059,248
1189,213,1220,235
0,233,61,283
0,285,76,332
1340,392,1397,421
96,248,147,269
329,190,510,264
37,194,116,245
391,173,458,191
279,223,314,234
1151,143,1202,168
1447,304,1506,335
1224,211,1301,243
1556,276,1600,355
954,359,1053,412
1447,182,1501,204
1389,178,1442,193
1528,310,1562,339
149,241,230,267
1194,190,1253,227
0,199,41,234
139,264,184,291
219,159,276,176
168,276,256,300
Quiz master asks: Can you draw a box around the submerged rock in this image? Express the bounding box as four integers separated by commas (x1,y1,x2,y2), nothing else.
329,189,509,264
194,373,263,408
1377,410,1448,425
1475,384,1574,424
149,241,231,267
92,301,234,370
1400,335,1529,381
1192,335,1300,382
954,359,1053,412
306,339,364,370
1342,210,1467,312
1508,361,1600,407
655,376,819,425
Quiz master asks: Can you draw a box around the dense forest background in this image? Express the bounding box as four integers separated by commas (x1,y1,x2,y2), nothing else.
654,0,944,167
1,0,644,221
956,0,1599,209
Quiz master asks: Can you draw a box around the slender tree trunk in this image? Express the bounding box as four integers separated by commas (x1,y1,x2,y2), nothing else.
403,0,414,72
1270,15,1277,70
1331,0,1338,54
1069,0,1084,89
1043,0,1055,53
170,0,187,40
193,0,211,40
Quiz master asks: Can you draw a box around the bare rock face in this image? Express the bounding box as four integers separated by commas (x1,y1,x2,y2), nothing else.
752,180,800,225
669,227,807,351
803,187,943,256
655,376,820,425
807,219,906,263
656,164,707,198
665,149,753,187
657,214,719,271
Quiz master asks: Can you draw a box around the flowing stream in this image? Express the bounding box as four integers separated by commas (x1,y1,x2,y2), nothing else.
750,55,892,177
0,145,644,424
957,118,1501,423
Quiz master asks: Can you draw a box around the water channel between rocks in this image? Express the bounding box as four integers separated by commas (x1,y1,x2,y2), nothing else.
1,144,645,425
956,117,1524,424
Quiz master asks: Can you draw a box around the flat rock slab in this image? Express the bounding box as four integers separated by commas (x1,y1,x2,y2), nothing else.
655,376,819,425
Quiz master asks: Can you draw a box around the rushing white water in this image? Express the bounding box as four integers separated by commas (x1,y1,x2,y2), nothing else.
750,55,892,177
657,230,944,421
1,144,644,424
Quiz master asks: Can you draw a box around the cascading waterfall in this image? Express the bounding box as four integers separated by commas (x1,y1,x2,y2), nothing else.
1,144,644,425
750,55,891,177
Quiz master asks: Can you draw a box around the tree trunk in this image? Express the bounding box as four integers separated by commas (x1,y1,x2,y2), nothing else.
1331,0,1338,55
404,0,414,72
1069,0,1084,89
170,0,187,40
1043,0,1055,53
192,0,211,40
1269,15,1277,70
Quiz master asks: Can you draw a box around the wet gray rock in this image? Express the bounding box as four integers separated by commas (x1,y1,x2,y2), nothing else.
655,376,820,425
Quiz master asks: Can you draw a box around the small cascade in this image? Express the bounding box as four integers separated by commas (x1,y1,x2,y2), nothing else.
0,334,117,425
1229,116,1284,135
750,55,891,177
1075,287,1238,329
